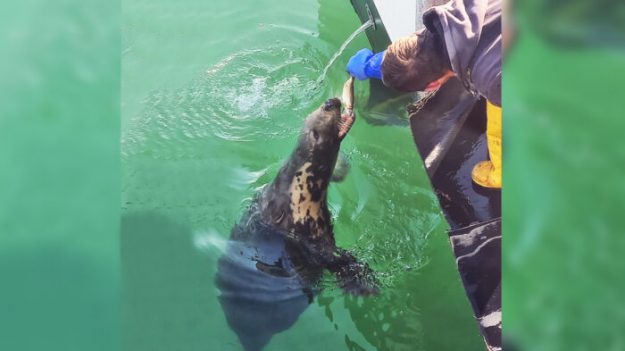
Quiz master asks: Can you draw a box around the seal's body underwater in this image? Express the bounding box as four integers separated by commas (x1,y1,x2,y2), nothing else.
216,86,375,351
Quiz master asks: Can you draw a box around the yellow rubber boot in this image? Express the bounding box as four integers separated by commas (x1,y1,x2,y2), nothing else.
472,101,502,189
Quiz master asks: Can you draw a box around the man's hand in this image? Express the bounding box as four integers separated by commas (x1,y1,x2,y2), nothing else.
346,48,384,80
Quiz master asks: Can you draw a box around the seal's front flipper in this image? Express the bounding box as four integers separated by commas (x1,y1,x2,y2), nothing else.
327,250,378,296
330,152,350,183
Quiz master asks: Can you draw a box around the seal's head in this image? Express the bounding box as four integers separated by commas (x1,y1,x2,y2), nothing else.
302,98,342,150
293,97,354,181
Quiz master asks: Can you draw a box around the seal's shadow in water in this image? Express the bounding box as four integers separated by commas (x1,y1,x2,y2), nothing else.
215,209,319,351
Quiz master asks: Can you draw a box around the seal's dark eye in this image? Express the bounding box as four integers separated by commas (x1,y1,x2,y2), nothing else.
312,130,319,141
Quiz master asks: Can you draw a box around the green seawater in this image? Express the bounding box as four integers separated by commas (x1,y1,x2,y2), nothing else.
121,0,482,350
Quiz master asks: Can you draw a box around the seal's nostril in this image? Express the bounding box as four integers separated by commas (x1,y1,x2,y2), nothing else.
323,98,341,111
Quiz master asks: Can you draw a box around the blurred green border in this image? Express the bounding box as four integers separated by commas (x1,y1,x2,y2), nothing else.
0,0,120,350
504,2,625,350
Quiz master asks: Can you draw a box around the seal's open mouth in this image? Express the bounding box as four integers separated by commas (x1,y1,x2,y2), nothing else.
322,97,353,140
338,112,354,139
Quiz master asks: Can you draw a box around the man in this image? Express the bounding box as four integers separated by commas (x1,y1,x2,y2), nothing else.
346,0,502,189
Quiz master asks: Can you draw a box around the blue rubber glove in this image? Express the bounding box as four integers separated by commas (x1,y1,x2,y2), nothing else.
346,48,384,80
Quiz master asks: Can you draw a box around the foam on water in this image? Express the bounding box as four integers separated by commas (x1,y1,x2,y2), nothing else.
122,46,328,160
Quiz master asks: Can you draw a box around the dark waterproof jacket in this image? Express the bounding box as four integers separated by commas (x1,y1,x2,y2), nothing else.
424,0,501,106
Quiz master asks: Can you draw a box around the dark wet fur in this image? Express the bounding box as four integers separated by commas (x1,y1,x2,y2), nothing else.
215,99,376,351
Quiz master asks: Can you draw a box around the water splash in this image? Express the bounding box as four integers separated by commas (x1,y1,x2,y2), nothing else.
317,19,374,83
